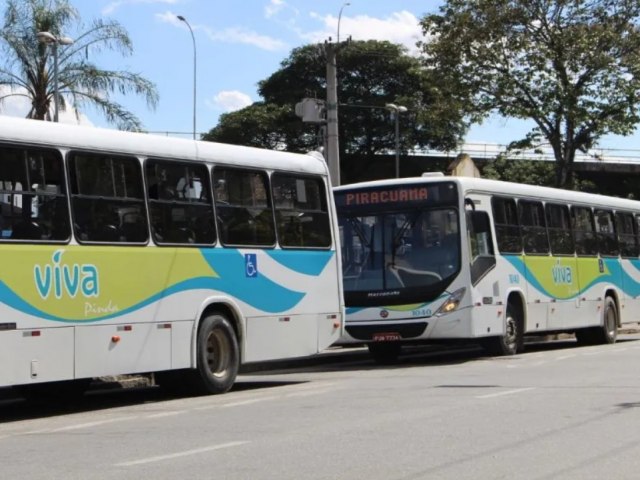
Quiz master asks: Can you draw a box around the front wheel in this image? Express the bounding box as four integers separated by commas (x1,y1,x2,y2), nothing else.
192,313,239,394
481,303,523,356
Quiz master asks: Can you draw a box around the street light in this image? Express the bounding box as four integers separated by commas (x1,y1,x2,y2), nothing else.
177,15,197,140
37,31,74,122
337,2,350,44
386,103,408,178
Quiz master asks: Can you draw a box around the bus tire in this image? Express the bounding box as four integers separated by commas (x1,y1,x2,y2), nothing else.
482,303,522,356
368,342,402,364
594,296,618,345
192,313,239,394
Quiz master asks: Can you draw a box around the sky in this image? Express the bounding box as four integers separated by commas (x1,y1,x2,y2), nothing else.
2,0,640,157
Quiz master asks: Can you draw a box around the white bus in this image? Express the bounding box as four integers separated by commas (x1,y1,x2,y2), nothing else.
335,174,640,363
0,116,343,395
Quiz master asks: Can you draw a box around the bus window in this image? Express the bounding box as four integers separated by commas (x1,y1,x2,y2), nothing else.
466,209,496,285
546,203,574,255
271,174,331,248
491,197,522,253
518,200,549,254
0,145,70,242
145,159,215,245
595,209,618,257
69,152,148,244
571,206,597,256
615,212,638,258
213,167,275,247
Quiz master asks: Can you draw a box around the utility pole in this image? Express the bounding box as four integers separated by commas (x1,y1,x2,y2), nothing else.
325,41,340,186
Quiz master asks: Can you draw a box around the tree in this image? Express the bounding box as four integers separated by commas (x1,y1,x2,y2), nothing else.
420,0,640,188
204,41,467,182
0,0,158,130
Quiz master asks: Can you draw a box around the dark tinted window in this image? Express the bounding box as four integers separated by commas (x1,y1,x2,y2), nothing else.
68,152,148,243
616,212,638,258
546,203,574,255
0,145,70,242
272,174,331,248
213,168,275,246
491,197,521,253
595,209,618,256
146,159,215,245
571,206,597,256
519,200,548,254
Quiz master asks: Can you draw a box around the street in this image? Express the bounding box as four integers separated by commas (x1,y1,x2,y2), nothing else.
2,336,640,480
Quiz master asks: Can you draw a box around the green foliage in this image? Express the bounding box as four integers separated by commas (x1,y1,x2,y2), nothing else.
420,0,640,188
0,0,158,130
204,40,467,179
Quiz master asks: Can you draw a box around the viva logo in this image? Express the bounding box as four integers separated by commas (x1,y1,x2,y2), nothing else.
552,260,573,285
34,250,99,300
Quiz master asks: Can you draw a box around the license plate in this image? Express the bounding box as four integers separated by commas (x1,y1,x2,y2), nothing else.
372,332,401,342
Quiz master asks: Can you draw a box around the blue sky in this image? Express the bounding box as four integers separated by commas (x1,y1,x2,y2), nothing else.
2,0,640,155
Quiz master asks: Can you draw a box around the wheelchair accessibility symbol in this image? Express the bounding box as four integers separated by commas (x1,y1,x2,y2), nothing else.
245,253,258,278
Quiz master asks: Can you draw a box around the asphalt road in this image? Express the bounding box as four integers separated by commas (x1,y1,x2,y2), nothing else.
2,335,640,479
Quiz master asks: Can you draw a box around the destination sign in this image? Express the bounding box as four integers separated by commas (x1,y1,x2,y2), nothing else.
344,187,428,206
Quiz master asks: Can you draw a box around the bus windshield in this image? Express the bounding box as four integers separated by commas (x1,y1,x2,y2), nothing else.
336,182,460,306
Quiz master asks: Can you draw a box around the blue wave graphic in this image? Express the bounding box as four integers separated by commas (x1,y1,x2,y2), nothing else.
266,249,334,276
0,248,309,323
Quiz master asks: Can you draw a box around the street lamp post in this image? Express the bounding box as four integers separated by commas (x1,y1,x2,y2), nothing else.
337,2,350,44
386,103,407,178
37,31,74,122
177,15,197,140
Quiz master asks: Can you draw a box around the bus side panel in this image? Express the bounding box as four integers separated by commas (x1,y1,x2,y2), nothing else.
621,259,640,323
75,323,172,378
575,257,606,329
0,326,74,386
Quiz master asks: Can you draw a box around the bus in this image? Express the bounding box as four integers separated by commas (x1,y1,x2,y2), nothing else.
0,116,343,395
335,173,640,363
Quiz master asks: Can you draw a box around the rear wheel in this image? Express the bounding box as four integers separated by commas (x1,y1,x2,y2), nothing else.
481,303,523,356
191,313,239,394
576,296,617,346
368,342,402,364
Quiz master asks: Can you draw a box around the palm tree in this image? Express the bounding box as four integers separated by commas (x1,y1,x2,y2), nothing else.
0,0,158,131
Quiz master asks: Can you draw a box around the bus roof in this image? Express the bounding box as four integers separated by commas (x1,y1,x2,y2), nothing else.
0,115,328,175
335,174,640,211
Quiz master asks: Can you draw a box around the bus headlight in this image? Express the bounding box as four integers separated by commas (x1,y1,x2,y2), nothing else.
434,288,466,316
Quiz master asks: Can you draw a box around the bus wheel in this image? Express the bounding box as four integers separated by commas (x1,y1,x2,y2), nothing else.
368,342,402,364
192,313,239,394
594,297,618,345
482,304,522,356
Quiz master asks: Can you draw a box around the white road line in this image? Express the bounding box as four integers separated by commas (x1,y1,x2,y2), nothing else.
145,411,186,419
476,387,535,399
222,396,279,408
48,416,134,432
115,441,249,467
556,354,576,361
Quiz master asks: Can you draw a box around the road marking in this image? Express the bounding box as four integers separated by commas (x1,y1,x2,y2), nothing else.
47,416,134,432
476,387,535,399
115,441,249,467
145,411,186,419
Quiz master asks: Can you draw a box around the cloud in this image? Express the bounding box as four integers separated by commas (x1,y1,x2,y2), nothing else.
102,0,180,16
265,0,285,19
201,26,287,51
156,11,287,51
0,86,93,125
207,90,253,112
305,10,423,54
